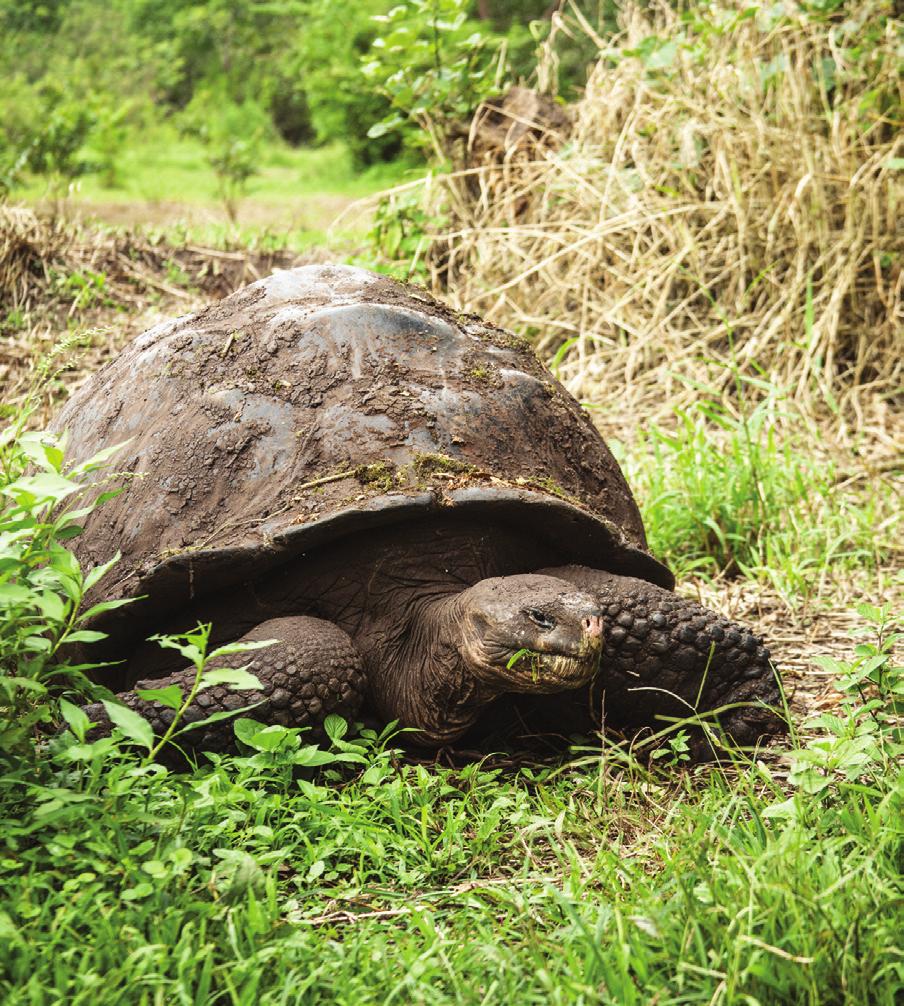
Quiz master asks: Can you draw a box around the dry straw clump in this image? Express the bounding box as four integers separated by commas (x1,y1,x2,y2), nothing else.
373,1,902,440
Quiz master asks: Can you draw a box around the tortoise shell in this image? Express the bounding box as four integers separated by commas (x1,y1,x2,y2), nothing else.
54,265,672,637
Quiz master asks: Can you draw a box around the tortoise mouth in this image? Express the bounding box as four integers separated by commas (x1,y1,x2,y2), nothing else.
492,645,602,692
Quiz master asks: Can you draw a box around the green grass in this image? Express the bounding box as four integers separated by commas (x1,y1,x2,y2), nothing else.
1,659,901,1005
613,388,896,600
16,126,410,241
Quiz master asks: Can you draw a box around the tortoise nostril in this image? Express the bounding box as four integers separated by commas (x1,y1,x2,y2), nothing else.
582,615,604,639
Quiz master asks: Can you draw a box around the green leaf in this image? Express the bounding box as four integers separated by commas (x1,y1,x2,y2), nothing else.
861,654,888,676
2,676,47,694
208,638,276,661
43,443,65,472
762,797,798,820
83,551,121,591
121,882,154,901
70,438,131,475
200,667,262,691
22,634,52,653
292,746,340,767
812,655,845,676
175,702,265,735
59,698,90,741
645,40,677,70
34,590,67,623
17,432,65,473
0,910,21,942
136,684,183,710
101,700,154,750
506,648,541,670
0,584,33,605
62,630,107,645
149,635,204,668
234,720,297,752
3,472,82,504
78,597,135,623
324,714,348,743
54,526,83,541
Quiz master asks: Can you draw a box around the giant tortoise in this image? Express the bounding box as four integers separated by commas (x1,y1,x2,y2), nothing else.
55,265,784,756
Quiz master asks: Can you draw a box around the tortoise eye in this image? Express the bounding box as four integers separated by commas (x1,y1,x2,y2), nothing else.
526,609,557,631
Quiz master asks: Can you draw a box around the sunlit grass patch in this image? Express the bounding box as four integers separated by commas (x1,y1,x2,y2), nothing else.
16,127,409,237
616,388,897,598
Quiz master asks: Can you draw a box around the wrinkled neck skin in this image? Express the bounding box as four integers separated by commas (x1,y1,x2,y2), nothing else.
371,594,496,746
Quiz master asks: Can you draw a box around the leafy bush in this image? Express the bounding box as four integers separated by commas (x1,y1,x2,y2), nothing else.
290,0,401,167
0,419,125,764
363,0,506,159
0,416,285,770
0,75,134,198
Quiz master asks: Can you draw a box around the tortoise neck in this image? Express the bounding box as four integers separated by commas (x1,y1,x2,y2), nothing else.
377,593,492,746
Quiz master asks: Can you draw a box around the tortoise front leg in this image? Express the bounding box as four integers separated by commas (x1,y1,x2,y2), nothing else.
535,565,785,753
83,616,367,756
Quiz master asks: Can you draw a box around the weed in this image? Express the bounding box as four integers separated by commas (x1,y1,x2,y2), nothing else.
51,268,113,310
0,420,127,763
0,309,26,335
768,602,902,804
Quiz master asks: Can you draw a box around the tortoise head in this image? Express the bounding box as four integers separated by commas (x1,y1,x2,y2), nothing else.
456,574,604,693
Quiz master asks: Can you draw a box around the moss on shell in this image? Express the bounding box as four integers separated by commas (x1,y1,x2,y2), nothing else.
354,461,398,492
412,453,477,480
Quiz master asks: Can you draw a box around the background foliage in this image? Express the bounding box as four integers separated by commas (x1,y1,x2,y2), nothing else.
0,0,567,192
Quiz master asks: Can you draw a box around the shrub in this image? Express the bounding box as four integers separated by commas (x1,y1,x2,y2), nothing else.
180,93,271,222
363,0,506,160
0,416,126,765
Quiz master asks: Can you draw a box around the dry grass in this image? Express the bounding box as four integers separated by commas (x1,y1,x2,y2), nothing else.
359,1,902,447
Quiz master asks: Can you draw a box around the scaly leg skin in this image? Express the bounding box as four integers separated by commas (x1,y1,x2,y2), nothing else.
537,566,786,757
82,616,367,757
